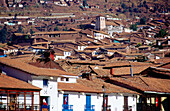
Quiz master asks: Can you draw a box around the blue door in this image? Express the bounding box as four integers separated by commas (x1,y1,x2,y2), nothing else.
86,95,91,111
40,96,50,111
63,94,69,110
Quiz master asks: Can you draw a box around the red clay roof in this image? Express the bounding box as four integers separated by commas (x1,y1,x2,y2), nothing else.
29,60,64,71
0,58,76,77
77,78,138,94
111,66,150,76
0,74,41,90
33,31,77,35
109,77,170,93
58,82,101,93
104,61,154,68
149,66,170,77
89,66,111,77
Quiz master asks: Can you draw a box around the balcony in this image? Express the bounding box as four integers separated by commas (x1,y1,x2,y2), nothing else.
62,104,73,111
102,105,111,111
41,105,50,111
84,105,95,111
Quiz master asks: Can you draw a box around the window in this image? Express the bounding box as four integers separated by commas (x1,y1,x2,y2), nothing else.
66,78,69,81
61,77,64,81
43,79,48,86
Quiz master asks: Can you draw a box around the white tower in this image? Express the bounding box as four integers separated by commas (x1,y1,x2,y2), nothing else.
95,16,106,30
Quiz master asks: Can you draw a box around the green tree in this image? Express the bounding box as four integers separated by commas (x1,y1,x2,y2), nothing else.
136,43,142,47
132,3,134,8
121,3,127,9
83,0,88,7
30,28,35,35
63,27,67,31
25,35,29,39
54,25,59,31
155,29,167,38
129,7,133,12
17,25,23,33
140,17,146,25
129,24,137,31
14,13,17,20
143,1,146,6
0,25,7,43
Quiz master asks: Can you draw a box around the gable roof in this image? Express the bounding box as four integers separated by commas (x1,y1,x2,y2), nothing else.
77,78,138,94
89,66,111,77
109,77,170,94
0,58,76,77
0,74,41,91
110,66,150,76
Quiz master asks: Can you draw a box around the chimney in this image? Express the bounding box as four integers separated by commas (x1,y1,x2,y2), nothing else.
110,68,114,75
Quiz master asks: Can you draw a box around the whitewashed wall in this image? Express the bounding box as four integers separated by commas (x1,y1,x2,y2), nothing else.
58,75,78,83
57,92,137,111
91,93,103,111
108,94,124,111
69,93,86,111
58,92,101,111
32,78,58,111
0,64,58,111
128,96,136,111
55,55,66,60
78,46,87,51
94,33,110,40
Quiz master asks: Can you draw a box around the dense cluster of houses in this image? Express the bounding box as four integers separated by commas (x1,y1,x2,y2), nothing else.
0,22,169,111
0,51,170,111
0,0,169,110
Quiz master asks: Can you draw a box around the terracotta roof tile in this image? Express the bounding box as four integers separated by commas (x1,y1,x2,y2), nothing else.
58,82,101,93
106,21,119,26
0,58,76,77
89,66,111,77
111,66,150,76
104,61,154,68
30,46,48,50
77,78,138,94
0,74,41,90
154,57,170,64
0,47,7,51
149,66,170,77
110,77,170,93
33,31,77,35
33,42,51,45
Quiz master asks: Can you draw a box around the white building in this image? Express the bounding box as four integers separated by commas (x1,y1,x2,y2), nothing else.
57,78,137,111
105,21,124,37
0,58,137,111
0,58,78,111
54,47,72,60
93,30,110,40
78,45,88,51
